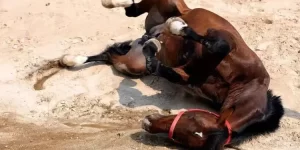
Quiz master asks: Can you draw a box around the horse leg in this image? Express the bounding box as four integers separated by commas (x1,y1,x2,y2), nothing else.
101,0,142,9
143,38,190,84
101,0,148,17
60,40,132,68
59,53,110,68
165,17,231,55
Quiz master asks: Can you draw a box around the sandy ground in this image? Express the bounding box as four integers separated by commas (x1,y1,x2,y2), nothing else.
0,0,300,149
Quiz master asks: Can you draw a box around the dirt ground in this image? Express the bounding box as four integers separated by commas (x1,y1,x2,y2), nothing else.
0,0,300,149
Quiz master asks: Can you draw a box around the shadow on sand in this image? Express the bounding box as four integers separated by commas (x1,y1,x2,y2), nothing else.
31,60,297,149
284,108,300,120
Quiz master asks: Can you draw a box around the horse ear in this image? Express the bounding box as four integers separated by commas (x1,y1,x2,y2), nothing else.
217,107,235,125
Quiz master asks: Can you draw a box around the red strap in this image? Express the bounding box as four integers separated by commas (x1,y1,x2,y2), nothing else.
224,120,232,145
168,111,185,142
168,109,232,145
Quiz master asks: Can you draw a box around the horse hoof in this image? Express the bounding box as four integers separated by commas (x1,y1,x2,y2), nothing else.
165,17,188,36
144,38,162,52
59,54,88,67
101,0,141,8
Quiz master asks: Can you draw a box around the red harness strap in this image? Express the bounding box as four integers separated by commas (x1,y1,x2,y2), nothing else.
168,109,232,145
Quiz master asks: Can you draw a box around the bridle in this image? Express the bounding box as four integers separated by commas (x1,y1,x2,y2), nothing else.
168,109,232,145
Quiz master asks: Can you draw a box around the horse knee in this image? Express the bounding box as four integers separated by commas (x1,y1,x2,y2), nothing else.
166,17,188,36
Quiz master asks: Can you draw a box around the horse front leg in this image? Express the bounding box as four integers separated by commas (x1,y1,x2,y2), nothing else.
101,0,149,17
165,17,231,55
142,38,190,84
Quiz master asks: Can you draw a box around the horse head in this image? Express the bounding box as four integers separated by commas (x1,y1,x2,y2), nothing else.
142,108,234,149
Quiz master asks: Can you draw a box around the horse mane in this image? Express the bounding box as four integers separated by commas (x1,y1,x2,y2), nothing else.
230,89,284,145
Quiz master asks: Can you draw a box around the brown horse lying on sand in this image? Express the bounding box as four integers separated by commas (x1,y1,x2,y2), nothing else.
58,0,284,149
141,17,284,149
98,0,284,149
60,17,284,149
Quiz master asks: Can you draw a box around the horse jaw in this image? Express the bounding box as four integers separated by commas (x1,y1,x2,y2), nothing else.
101,0,142,8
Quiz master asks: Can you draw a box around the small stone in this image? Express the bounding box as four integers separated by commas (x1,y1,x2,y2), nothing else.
46,3,50,6
264,19,273,24
255,41,273,51
6,39,12,44
70,37,83,44
18,38,25,43
12,44,18,49
257,8,264,12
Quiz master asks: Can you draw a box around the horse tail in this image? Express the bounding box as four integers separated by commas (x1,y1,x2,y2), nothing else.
257,90,284,133
231,90,284,145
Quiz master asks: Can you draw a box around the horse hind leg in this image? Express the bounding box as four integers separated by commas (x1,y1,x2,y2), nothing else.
60,40,133,68
59,53,110,68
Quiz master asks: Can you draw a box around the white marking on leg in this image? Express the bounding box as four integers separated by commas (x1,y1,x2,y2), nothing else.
101,0,141,8
60,54,88,67
166,17,188,36
194,132,203,138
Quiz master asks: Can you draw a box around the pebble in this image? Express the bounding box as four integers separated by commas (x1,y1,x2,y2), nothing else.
70,37,83,44
255,41,273,51
264,19,273,24
12,44,18,49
